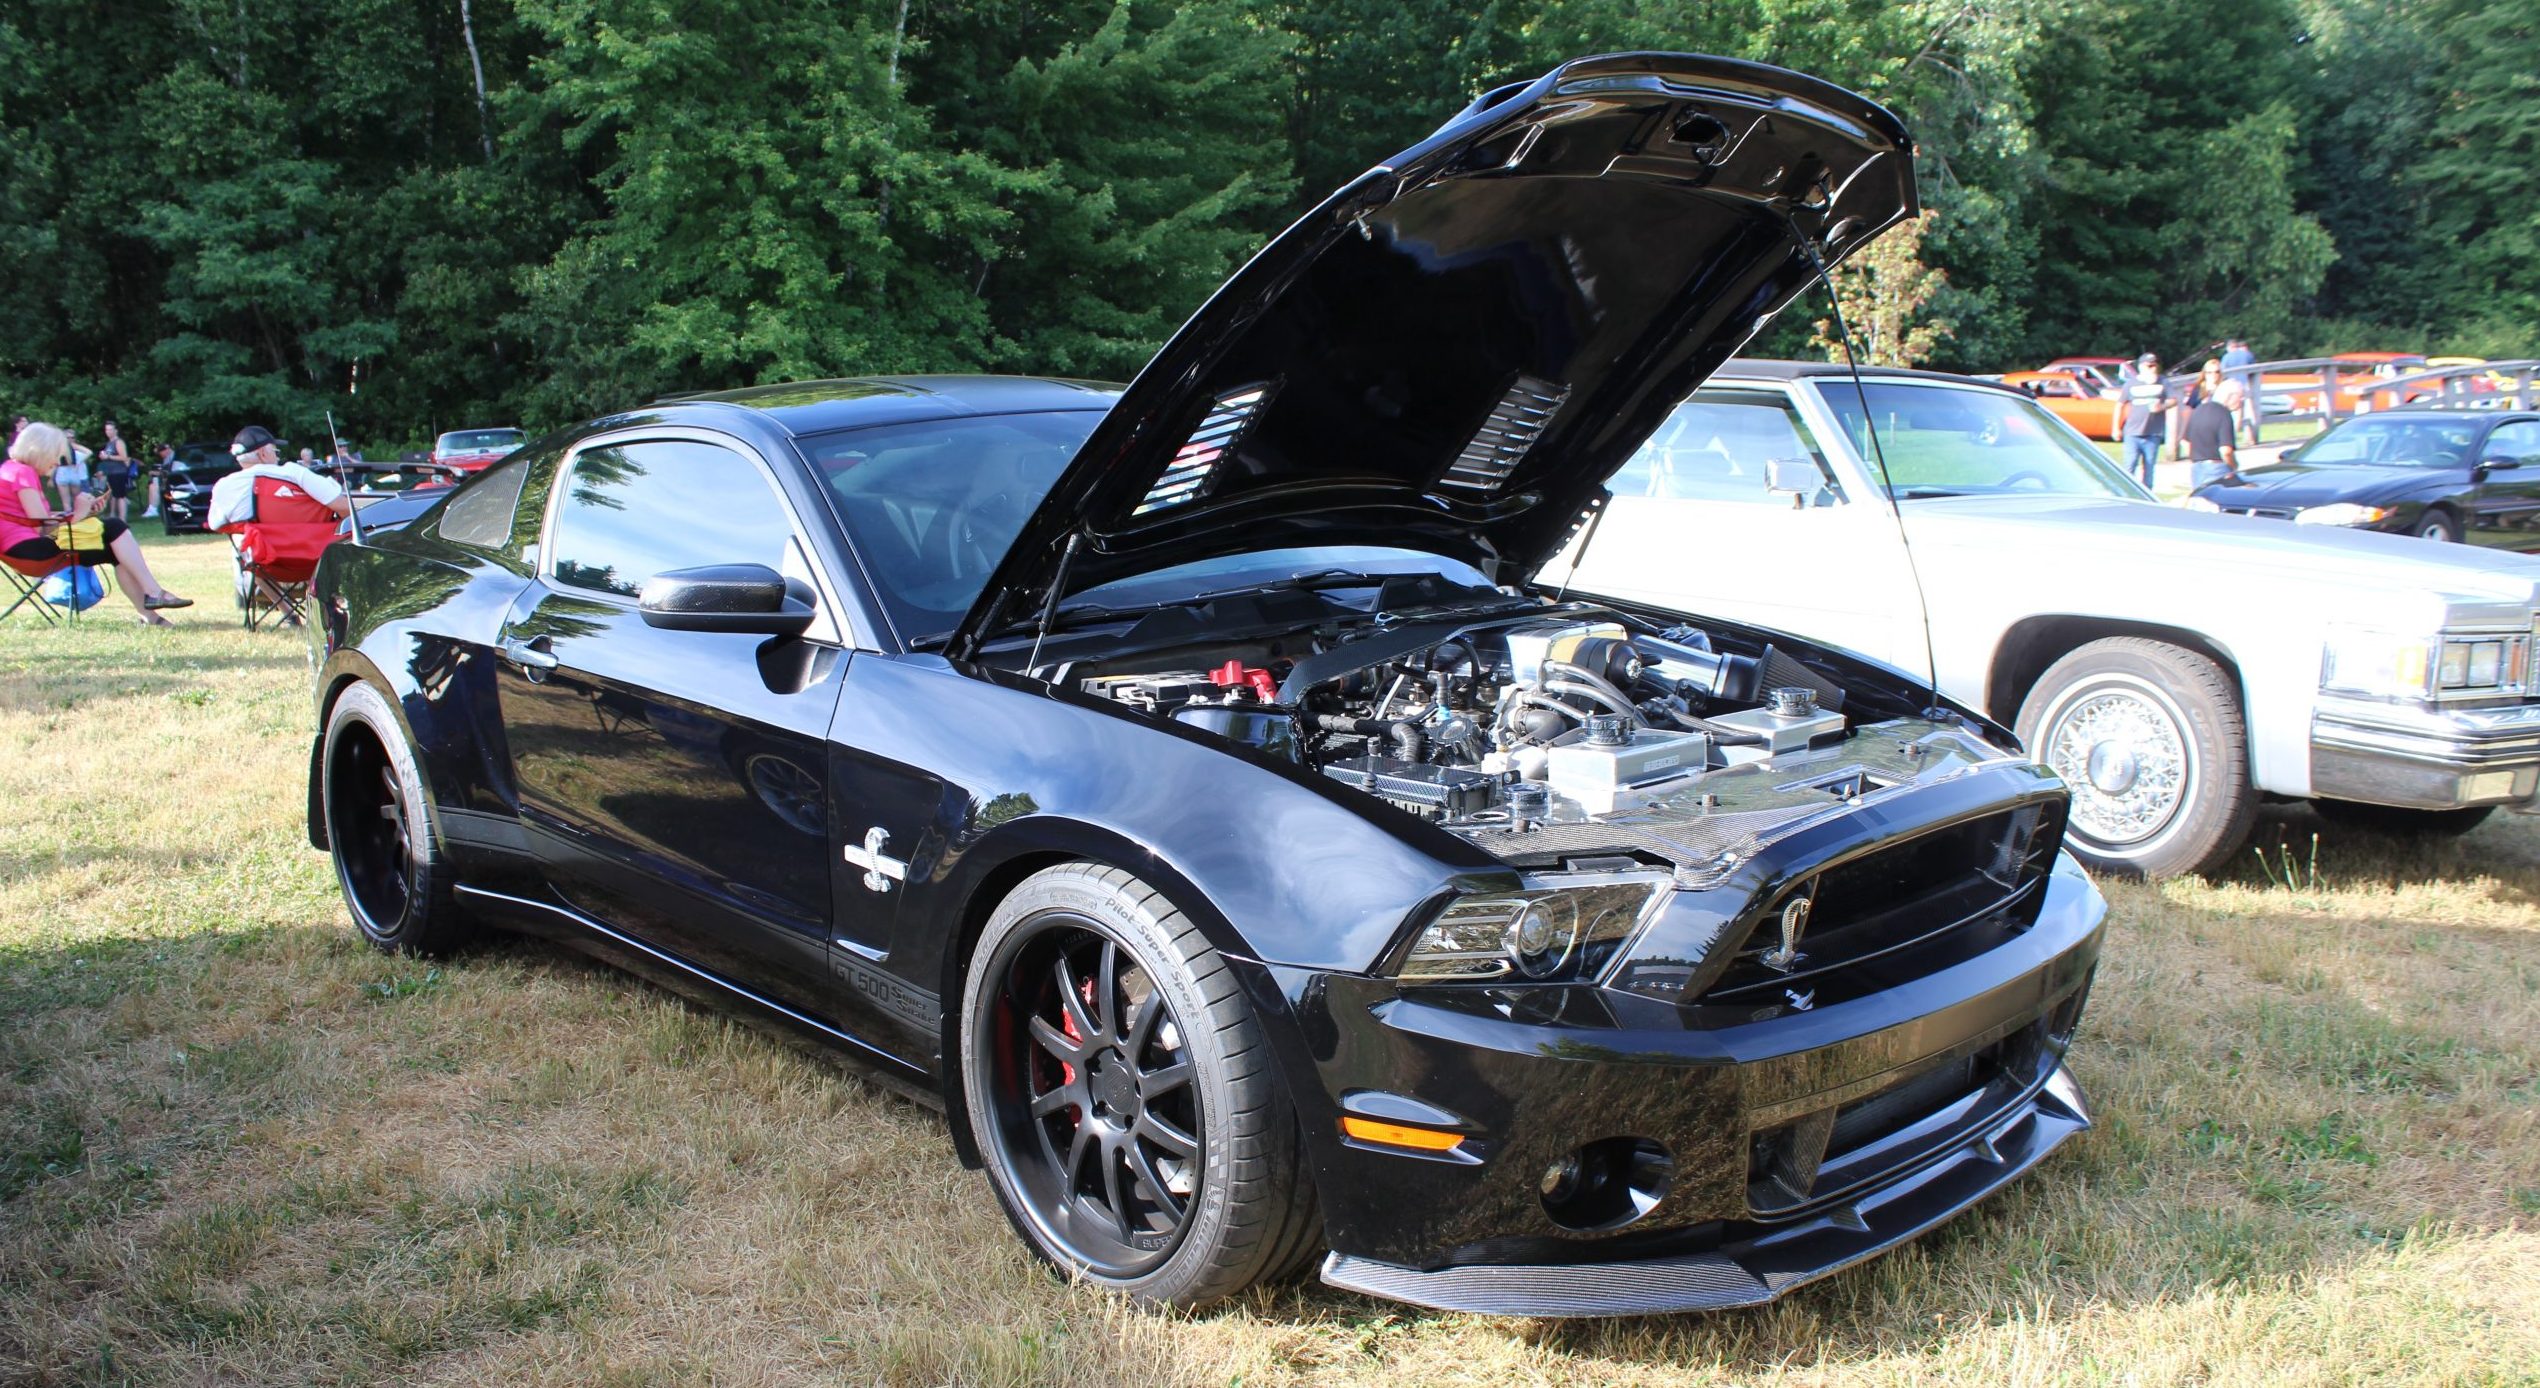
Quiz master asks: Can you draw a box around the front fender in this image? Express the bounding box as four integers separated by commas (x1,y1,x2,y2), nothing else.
851,654,1502,973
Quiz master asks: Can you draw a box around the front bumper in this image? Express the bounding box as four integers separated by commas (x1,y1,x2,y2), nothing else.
1323,1065,2087,1315
1235,855,2106,1316
2310,694,2540,809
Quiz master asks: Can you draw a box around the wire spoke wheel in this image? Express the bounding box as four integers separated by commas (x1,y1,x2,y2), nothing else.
2040,675,2195,849
984,917,1203,1277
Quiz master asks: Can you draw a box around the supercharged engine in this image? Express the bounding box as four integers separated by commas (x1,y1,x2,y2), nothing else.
1077,611,2020,879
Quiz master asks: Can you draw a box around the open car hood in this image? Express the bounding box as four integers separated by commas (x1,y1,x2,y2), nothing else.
951,51,1916,656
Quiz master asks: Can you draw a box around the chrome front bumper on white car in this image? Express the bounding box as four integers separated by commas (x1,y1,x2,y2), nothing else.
2311,695,2540,809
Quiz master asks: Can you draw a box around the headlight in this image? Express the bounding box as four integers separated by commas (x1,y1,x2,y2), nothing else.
2323,625,2532,700
2295,503,2394,527
1396,873,1666,983
2180,495,2222,512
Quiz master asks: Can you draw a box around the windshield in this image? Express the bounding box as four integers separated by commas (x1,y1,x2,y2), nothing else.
1817,381,2145,500
802,410,1104,643
438,430,522,452
2288,417,2477,469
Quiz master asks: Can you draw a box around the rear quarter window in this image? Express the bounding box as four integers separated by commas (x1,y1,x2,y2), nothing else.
434,449,540,553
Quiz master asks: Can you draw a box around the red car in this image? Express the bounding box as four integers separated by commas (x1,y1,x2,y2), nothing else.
430,427,526,472
2039,356,2130,397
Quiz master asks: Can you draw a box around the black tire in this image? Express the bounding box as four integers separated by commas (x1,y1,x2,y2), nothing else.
2017,637,2256,879
2312,799,2494,837
321,682,470,954
2417,508,2462,543
960,863,1320,1309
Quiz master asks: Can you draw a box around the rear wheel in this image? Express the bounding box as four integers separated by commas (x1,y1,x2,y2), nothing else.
960,864,1319,1308
2312,799,2493,837
322,682,470,954
2018,638,2256,879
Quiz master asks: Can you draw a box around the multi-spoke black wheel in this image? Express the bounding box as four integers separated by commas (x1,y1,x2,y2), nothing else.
962,864,1321,1308
323,682,469,954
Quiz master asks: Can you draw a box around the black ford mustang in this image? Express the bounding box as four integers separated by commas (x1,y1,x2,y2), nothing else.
306,52,2104,1316
2189,408,2540,544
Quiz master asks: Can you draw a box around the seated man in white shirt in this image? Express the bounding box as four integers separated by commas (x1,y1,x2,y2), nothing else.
207,425,354,620
205,424,353,530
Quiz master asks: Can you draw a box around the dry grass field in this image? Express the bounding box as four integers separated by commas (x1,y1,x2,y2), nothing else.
3,532,2536,1386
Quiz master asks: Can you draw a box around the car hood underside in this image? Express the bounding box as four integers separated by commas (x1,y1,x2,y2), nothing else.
953,51,1915,656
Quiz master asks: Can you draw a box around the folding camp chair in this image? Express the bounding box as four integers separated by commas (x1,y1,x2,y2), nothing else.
217,474,341,630
0,551,71,626
1,544,100,627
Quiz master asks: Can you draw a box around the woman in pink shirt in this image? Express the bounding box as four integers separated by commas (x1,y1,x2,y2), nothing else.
4,422,192,623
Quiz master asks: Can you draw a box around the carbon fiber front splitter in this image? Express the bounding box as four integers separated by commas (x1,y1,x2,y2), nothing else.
1319,1063,2089,1317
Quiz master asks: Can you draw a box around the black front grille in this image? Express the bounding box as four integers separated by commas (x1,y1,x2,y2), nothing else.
1745,993,2083,1220
1695,802,2064,1014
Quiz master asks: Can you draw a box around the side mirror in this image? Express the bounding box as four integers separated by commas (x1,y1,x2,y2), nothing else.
2482,454,2523,472
639,563,816,637
1764,456,1826,508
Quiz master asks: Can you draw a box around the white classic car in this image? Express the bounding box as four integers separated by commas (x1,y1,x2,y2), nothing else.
1547,360,2540,877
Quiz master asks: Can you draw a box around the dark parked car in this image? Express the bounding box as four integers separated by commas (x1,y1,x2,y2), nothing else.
2189,409,2540,545
159,441,238,534
306,53,2105,1316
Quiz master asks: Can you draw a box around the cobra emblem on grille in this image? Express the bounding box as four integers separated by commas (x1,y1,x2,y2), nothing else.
1760,888,1812,973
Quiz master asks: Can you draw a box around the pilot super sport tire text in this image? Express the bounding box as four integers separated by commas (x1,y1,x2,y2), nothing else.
322,683,470,955
960,864,1321,1309
2018,637,2254,879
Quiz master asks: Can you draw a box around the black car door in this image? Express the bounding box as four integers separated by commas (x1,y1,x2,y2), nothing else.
492,431,854,1017
2473,419,2540,550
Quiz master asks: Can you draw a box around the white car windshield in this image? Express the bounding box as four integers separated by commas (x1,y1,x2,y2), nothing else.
1817,380,2145,501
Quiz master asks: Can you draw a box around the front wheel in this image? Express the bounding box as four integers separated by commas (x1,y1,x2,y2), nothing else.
2418,509,2462,543
960,864,1320,1309
2017,638,2256,878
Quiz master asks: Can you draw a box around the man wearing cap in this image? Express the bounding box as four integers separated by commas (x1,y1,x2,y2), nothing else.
205,425,353,531
2111,354,2172,492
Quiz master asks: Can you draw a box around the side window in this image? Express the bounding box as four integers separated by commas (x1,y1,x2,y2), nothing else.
2487,422,2540,463
547,440,799,600
1610,395,1839,506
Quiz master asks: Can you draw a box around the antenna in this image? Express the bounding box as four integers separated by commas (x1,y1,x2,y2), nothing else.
1800,236,1945,719
327,409,363,544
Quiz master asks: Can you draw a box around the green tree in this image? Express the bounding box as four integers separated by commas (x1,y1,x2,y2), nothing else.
2411,0,2540,347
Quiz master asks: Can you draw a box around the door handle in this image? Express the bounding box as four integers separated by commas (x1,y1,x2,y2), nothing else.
501,636,558,675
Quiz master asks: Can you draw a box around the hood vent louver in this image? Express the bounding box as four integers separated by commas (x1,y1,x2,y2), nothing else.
1135,383,1272,516
1439,375,1569,492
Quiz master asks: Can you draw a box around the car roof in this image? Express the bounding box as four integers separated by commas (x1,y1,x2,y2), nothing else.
662,375,1121,437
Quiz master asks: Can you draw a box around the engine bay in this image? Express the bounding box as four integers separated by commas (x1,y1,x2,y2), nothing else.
1072,608,2019,879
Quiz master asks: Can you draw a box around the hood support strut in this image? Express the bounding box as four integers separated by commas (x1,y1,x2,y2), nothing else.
1025,530,1085,672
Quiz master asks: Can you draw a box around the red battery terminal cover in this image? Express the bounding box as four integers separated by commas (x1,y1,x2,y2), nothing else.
1209,660,1281,703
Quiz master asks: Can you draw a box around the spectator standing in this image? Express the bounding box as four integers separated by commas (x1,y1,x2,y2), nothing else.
2171,361,2225,461
96,419,136,521
2113,354,2171,491
2220,337,2260,445
2,422,194,623
51,433,90,512
142,441,170,519
2185,381,2244,488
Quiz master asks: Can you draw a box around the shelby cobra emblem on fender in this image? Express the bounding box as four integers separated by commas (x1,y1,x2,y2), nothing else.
842,827,908,894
